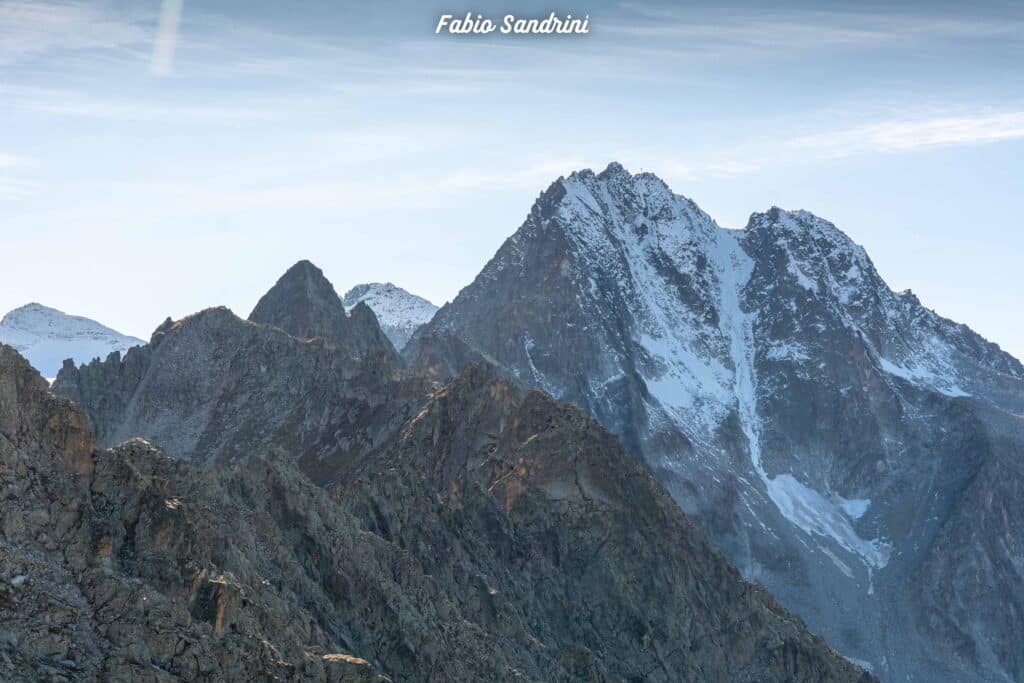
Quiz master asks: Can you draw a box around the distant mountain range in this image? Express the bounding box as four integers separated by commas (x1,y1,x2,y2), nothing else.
0,281,437,378
0,303,143,378
2,162,1021,682
0,252,871,682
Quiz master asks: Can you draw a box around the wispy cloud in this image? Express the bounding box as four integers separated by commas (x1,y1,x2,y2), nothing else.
0,0,152,65
613,108,1024,183
787,112,1024,157
605,5,1023,58
0,179,37,199
1,85,283,123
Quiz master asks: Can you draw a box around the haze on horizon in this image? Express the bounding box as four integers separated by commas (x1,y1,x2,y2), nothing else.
1,0,1022,360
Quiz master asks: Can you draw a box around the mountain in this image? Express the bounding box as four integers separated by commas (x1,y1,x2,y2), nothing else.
407,163,1024,682
22,266,875,680
249,260,399,364
0,303,143,378
342,282,438,351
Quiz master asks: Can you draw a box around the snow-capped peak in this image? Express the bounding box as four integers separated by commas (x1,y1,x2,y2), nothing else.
0,303,144,378
426,161,1024,567
342,283,438,351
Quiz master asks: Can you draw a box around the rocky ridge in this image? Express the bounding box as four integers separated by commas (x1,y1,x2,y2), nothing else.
5,335,874,681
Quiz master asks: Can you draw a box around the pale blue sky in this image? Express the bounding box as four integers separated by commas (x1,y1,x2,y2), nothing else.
1,0,1022,359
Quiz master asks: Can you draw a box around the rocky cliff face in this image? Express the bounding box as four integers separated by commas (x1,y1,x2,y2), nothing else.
0,343,393,681
407,163,1024,682
4,338,873,682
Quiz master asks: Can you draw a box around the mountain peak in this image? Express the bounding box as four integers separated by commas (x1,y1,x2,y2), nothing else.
599,160,628,177
249,260,347,341
2,302,69,326
277,259,338,298
743,207,878,301
250,262,398,361
537,164,716,257
0,302,143,377
343,282,438,351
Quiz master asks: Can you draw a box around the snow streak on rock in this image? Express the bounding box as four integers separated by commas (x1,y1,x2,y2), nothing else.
711,226,891,569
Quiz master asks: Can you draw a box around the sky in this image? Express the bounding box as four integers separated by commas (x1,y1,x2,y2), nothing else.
1,0,1022,359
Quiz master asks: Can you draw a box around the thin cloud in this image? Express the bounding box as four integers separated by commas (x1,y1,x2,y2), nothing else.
0,0,152,65
788,112,1024,157
0,179,37,199
607,4,1023,57
617,109,1024,182
1,85,282,122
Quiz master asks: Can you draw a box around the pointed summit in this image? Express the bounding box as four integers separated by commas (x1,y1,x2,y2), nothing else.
249,260,347,341
249,260,398,361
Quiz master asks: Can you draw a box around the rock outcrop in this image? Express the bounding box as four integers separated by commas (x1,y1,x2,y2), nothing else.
1,344,393,681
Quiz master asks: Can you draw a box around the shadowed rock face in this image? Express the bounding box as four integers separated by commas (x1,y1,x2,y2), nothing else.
53,262,417,483
406,163,1024,682
249,260,399,364
6,336,874,682
0,343,387,681
52,306,428,484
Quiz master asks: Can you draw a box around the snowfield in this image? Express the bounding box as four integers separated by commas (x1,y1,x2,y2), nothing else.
0,303,144,378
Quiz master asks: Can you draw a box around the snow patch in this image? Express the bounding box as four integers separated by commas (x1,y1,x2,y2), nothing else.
765,341,810,363
837,495,871,520
878,356,970,398
768,475,889,568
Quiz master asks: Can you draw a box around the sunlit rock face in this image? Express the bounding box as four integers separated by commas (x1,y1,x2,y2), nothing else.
407,163,1024,682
